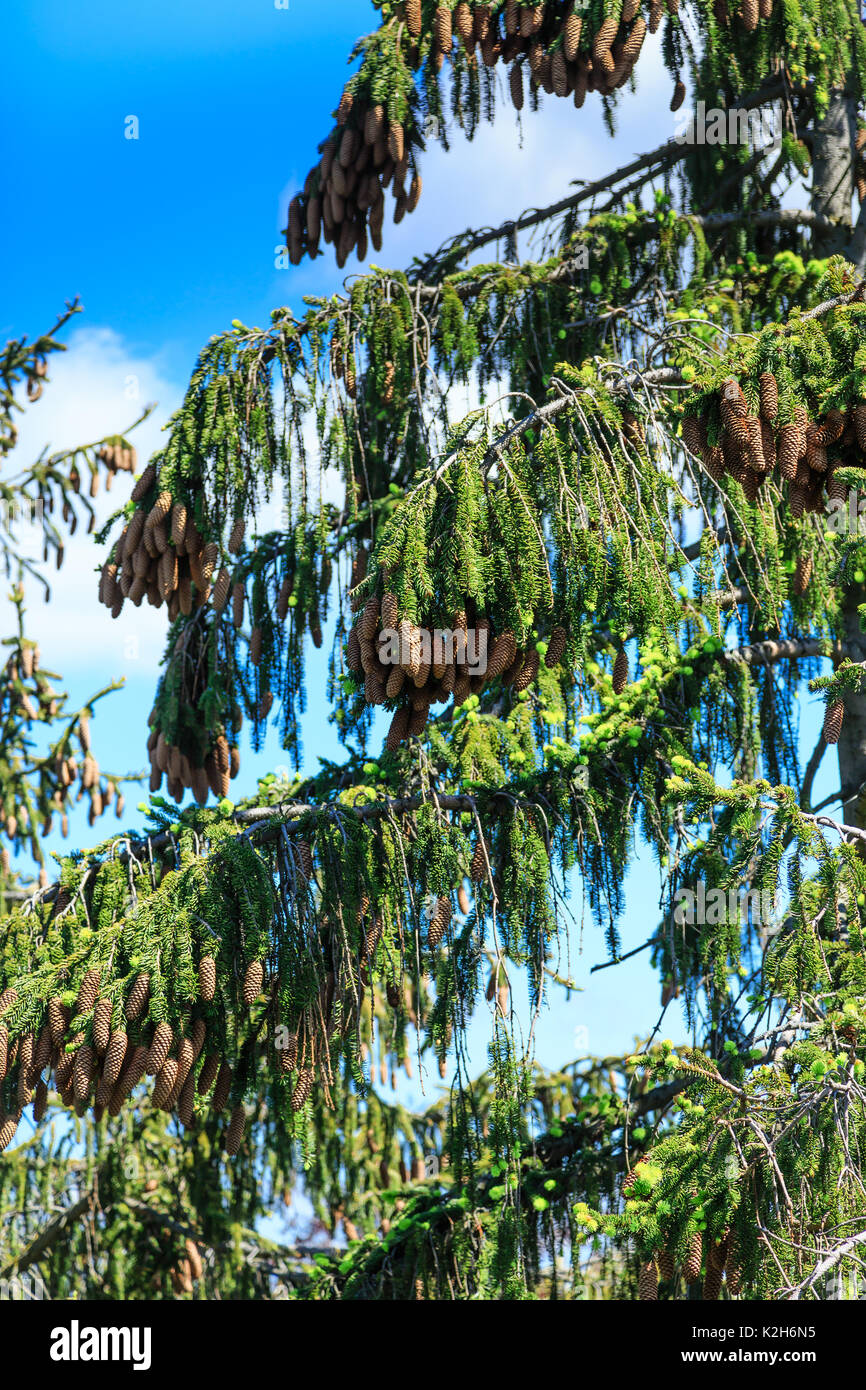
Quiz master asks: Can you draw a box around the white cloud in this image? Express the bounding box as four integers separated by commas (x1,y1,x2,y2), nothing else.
4,326,182,674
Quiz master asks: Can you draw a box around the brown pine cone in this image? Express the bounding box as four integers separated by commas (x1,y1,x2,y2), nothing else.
510,60,525,110
76,969,101,1016
470,836,488,882
198,1053,221,1095
279,1032,299,1073
434,3,453,52
681,415,707,459
545,626,567,668
638,1258,658,1300
212,1059,232,1114
648,0,664,31
381,591,399,629
33,1023,52,1076
703,1262,724,1299
793,552,813,596
291,1066,315,1112
592,16,617,70
788,484,806,520
73,1044,96,1103
613,648,629,694
385,666,406,698
513,648,540,692
230,581,245,628
145,1021,174,1077
827,472,848,504
103,1031,129,1087
242,960,264,1006
125,972,150,1022
658,1248,675,1282
486,629,517,680
760,420,776,472
670,78,686,111
48,996,71,1044
33,1078,49,1123
684,1230,703,1282
621,15,646,63
212,567,230,613
152,1057,179,1109
0,1112,20,1151
428,895,453,950
131,463,157,503
823,699,844,746
92,998,112,1055
405,0,421,36
385,704,410,752
853,402,866,452
563,10,583,61
454,0,473,42
758,371,778,421
198,955,216,1004
551,49,569,96
224,1103,246,1154
359,594,380,643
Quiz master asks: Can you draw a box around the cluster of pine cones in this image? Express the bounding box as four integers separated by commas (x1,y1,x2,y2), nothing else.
625,1164,743,1298
345,555,567,753
98,464,242,623
0,954,277,1157
288,0,784,266
682,374,866,518
94,440,137,491
146,725,240,805
288,0,660,267
637,1228,742,1299
713,0,775,30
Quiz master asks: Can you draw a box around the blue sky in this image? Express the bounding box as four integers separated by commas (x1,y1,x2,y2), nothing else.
1,1,839,1094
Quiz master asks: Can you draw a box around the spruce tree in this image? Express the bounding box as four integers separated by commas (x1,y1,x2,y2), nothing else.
4,0,866,1301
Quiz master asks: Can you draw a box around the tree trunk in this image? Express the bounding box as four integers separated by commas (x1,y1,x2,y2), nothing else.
837,592,866,828
810,88,856,257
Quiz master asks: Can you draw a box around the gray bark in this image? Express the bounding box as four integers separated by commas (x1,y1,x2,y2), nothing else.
837,594,866,828
810,89,857,257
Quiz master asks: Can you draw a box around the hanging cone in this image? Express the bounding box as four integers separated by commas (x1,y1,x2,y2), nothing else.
92,998,112,1055
658,1248,675,1282
470,836,488,882
793,552,813,595
670,78,685,111
434,4,453,52
823,699,844,745
76,969,101,1015
545,626,567,668
225,1103,246,1155
638,1258,658,1300
759,371,778,422
198,1053,221,1095
510,60,524,110
563,11,583,61
145,1021,174,1077
242,960,264,1006
405,0,421,36
681,414,707,459
613,648,629,694
123,967,148,1023
684,1230,703,1282
292,1067,315,1112
428,895,453,949
385,705,409,752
